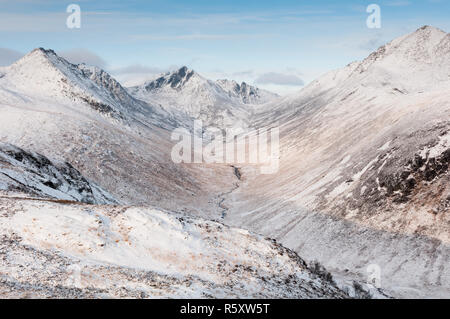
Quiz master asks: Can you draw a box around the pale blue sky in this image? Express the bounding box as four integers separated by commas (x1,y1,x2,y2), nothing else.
0,0,449,94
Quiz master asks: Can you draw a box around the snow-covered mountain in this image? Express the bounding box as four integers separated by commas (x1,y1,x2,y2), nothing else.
0,48,181,129
128,67,278,129
0,26,449,299
223,26,450,298
215,78,279,104
0,48,237,216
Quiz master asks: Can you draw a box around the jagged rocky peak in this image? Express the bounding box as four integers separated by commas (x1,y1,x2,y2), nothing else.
217,79,256,99
145,66,197,91
361,25,448,67
218,79,255,94
21,47,56,60
237,81,258,96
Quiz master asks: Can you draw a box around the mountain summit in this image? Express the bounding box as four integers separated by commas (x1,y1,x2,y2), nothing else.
352,25,450,92
2,48,143,119
144,66,196,91
128,66,279,129
134,66,278,105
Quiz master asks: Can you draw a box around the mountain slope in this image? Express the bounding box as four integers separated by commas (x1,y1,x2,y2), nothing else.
223,26,450,298
0,197,351,299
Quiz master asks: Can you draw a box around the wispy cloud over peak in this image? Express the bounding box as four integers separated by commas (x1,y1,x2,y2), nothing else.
255,72,304,86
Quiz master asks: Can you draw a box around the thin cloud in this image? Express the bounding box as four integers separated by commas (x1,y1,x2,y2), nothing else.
129,33,264,41
255,72,304,86
59,49,107,68
111,64,167,75
0,48,24,66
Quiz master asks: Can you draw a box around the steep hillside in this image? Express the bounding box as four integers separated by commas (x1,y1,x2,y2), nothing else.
0,143,116,204
223,26,450,298
216,79,279,105
0,197,351,299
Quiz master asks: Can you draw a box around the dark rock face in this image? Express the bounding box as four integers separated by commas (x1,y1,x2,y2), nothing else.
235,82,258,103
379,147,449,203
318,125,450,223
78,96,119,117
0,144,116,204
145,66,195,91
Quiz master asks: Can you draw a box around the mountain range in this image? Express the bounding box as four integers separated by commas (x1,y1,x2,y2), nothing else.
0,25,448,298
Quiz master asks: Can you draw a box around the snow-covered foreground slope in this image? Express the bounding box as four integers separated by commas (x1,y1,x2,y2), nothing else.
128,67,279,130
223,26,450,298
0,143,116,204
0,197,350,299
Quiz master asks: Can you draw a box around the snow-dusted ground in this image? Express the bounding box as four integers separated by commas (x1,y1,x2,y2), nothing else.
0,197,350,299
